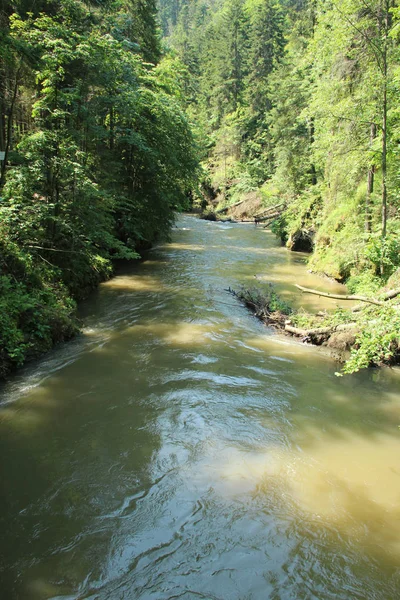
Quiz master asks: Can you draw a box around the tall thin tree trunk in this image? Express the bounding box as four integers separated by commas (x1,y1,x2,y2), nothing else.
0,67,20,188
0,98,5,152
381,71,387,240
309,117,317,185
365,122,376,233
109,105,114,151
380,0,389,276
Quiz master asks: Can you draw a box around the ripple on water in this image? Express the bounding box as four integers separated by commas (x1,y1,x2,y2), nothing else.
2,215,400,600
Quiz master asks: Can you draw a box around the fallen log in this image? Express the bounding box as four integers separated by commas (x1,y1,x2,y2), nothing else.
255,211,282,223
295,284,384,306
215,199,245,214
253,202,286,219
284,322,357,337
382,288,400,300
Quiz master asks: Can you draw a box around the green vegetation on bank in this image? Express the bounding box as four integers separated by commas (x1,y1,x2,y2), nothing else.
234,282,400,374
2,0,400,376
291,302,400,375
0,0,199,375
160,0,400,373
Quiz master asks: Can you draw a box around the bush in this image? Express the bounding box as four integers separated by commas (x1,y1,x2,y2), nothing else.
0,231,78,376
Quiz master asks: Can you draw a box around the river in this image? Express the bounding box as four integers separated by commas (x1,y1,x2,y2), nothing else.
1,215,400,599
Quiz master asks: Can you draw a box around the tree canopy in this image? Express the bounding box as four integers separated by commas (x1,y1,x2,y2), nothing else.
2,0,400,375
0,0,199,375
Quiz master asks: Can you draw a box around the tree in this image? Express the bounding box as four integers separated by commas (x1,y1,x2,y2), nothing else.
0,0,200,373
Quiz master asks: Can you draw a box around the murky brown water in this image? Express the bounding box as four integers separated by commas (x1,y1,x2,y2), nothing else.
1,216,400,600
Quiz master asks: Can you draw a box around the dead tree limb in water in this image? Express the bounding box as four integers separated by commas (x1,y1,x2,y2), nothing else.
262,219,279,229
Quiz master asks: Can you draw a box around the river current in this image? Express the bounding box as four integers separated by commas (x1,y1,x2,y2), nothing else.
1,215,400,599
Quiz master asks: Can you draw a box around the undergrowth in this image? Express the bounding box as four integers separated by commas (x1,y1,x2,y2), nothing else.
0,234,78,377
234,284,293,317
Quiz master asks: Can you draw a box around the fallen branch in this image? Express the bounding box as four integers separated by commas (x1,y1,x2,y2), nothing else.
263,218,281,229
25,245,85,255
284,322,357,337
295,284,384,306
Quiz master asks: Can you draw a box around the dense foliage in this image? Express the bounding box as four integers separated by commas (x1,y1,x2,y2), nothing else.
2,0,400,375
160,0,400,373
0,0,199,375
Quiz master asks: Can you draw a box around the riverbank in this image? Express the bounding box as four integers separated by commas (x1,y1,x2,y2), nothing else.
0,250,144,380
232,282,400,374
3,209,398,381
198,201,400,374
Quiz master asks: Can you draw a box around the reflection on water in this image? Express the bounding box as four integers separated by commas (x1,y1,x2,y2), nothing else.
101,274,167,293
1,216,400,600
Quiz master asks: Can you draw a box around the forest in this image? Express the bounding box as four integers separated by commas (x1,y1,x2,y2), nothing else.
159,0,400,374
1,0,400,375
0,0,199,376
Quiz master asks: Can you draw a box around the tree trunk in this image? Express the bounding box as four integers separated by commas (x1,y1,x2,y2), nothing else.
109,105,114,151
0,67,20,188
295,283,385,306
365,122,376,233
380,0,390,276
309,118,317,185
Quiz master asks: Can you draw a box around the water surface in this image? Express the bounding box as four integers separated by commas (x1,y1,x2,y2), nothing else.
1,216,400,599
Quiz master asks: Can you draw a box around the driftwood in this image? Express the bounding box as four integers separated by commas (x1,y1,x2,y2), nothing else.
230,278,400,365
255,211,281,223
295,284,385,306
382,288,400,300
284,321,357,337
229,283,360,358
